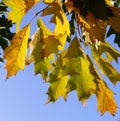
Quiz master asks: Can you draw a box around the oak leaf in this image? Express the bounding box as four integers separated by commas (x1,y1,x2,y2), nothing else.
3,0,40,31
47,75,68,103
42,1,70,49
91,43,120,85
4,24,30,79
96,80,117,115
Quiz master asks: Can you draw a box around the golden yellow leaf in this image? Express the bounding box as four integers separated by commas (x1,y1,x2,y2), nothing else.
3,0,40,31
42,2,70,49
41,34,62,58
3,0,26,32
4,24,30,79
96,80,117,115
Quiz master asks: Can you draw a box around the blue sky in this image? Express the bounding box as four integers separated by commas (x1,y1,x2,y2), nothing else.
0,1,120,121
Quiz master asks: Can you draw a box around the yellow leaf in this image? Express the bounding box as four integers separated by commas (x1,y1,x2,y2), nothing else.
105,0,114,6
43,0,54,3
3,0,40,31
3,0,26,32
42,2,70,49
96,80,117,115
41,35,62,58
4,24,30,79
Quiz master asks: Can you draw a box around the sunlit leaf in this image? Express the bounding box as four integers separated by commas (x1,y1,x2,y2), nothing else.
3,0,40,31
26,18,53,79
63,38,97,104
42,1,70,49
95,80,117,115
47,75,68,103
67,56,97,104
4,24,30,79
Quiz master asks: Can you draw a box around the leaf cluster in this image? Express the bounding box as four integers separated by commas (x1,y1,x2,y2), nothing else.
1,0,120,116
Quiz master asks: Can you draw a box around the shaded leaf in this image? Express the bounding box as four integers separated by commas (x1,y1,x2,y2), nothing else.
107,27,120,47
108,7,120,32
24,0,40,12
92,42,120,62
97,57,120,85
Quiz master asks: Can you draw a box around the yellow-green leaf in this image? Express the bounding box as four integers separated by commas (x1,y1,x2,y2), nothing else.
26,18,58,79
97,57,120,85
95,80,117,115
91,43,120,85
62,38,97,103
65,37,83,58
4,24,30,79
47,75,68,103
67,56,97,104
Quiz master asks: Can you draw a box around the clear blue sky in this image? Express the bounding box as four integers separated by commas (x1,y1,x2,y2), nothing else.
0,1,120,121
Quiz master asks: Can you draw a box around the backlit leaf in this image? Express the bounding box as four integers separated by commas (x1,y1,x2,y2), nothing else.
26,18,53,79
3,0,26,31
91,44,120,85
96,80,117,115
4,24,30,79
42,1,70,49
60,38,97,104
67,55,97,104
47,75,68,103
3,0,40,31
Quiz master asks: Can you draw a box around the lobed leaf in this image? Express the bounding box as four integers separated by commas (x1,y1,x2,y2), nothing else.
95,80,117,115
3,0,40,31
42,1,70,50
4,24,30,79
